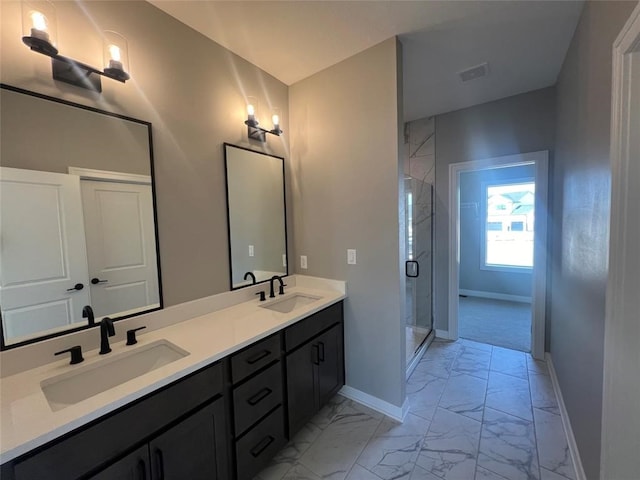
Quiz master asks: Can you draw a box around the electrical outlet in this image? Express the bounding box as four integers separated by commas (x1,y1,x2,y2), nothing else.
248,245,254,257
347,249,357,265
300,255,308,269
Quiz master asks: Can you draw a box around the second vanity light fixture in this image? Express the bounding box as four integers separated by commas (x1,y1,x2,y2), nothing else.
21,1,130,92
244,96,283,142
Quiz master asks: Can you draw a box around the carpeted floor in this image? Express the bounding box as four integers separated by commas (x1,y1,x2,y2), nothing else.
458,296,531,352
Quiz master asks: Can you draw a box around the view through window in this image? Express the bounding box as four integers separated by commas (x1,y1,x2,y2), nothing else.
485,182,535,269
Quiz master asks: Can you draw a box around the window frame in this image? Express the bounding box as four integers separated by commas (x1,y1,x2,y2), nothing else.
480,177,535,273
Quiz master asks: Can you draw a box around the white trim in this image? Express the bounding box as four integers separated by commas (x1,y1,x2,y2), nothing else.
459,289,531,304
602,4,640,479
546,353,586,480
448,151,548,359
435,329,450,339
339,385,409,422
68,167,151,185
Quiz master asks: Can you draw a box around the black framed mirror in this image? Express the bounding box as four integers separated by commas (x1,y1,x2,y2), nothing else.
0,84,163,349
224,143,288,290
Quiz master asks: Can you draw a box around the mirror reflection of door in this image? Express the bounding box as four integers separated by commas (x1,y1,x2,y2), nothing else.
1,85,162,348
79,176,160,319
0,167,91,342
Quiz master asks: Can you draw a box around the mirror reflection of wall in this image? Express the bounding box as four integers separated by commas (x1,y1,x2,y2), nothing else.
0,85,162,348
224,144,287,289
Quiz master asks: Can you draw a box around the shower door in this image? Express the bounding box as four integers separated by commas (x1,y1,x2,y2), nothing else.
405,177,433,365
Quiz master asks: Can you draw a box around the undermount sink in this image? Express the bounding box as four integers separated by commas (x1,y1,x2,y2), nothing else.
41,340,189,411
260,293,321,313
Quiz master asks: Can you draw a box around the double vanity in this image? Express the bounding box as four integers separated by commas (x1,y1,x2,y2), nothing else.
0,276,346,480
0,85,337,479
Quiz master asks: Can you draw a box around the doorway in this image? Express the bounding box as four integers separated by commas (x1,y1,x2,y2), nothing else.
458,168,535,352
448,151,548,359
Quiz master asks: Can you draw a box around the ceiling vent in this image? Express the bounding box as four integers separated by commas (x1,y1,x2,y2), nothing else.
458,62,489,82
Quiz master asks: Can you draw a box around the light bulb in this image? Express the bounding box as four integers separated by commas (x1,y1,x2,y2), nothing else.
247,104,255,117
31,11,47,31
272,114,280,127
108,44,121,62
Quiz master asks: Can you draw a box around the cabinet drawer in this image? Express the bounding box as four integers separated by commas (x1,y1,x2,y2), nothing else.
285,301,343,352
233,362,282,436
13,362,224,480
231,334,281,384
235,406,285,480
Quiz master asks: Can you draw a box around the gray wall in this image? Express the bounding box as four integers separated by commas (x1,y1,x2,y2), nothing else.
459,165,535,298
290,38,406,408
550,2,637,478
433,87,556,332
0,0,290,307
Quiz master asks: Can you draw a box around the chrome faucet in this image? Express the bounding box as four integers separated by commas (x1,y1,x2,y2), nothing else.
99,317,115,355
244,271,257,285
269,275,286,298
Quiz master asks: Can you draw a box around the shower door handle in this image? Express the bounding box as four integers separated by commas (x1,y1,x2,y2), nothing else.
406,260,419,278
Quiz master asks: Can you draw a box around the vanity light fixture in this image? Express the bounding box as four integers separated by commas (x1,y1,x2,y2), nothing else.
21,1,130,92
244,97,283,142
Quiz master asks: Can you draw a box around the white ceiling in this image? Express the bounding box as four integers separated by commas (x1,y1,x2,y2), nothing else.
149,1,583,121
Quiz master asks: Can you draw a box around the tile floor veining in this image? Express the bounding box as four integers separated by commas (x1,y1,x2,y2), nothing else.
255,339,575,480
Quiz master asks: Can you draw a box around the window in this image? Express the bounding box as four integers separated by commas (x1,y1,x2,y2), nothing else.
482,181,535,270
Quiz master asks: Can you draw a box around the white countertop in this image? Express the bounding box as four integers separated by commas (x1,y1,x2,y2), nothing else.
0,281,345,463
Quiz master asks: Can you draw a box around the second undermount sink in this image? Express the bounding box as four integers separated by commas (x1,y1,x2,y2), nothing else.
260,293,321,313
41,340,189,411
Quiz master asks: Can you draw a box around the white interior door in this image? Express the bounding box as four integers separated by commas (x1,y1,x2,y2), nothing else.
80,179,159,319
0,167,91,343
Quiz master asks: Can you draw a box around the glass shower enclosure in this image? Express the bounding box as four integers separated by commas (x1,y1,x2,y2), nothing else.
405,176,434,367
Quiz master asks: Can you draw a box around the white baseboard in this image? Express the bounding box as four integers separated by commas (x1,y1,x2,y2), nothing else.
545,353,586,480
459,289,531,304
339,385,409,422
435,329,450,339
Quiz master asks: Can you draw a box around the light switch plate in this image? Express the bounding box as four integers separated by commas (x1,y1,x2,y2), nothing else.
300,255,308,269
249,245,254,257
282,254,287,267
347,249,357,265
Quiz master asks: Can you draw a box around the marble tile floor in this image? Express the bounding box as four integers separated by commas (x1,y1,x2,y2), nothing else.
255,338,575,480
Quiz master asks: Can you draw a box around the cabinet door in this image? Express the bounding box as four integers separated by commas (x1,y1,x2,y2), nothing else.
149,399,228,480
316,324,345,407
286,341,317,437
89,446,150,480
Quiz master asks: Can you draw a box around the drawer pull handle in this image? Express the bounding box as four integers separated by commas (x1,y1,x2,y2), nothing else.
154,449,165,480
250,435,275,458
137,459,147,480
312,344,320,365
246,349,271,365
319,341,325,362
247,387,273,406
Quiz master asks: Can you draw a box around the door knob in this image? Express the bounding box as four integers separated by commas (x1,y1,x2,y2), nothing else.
66,283,84,291
91,278,108,285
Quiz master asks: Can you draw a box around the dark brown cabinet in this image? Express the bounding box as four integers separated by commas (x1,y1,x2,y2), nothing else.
9,362,227,480
89,446,150,480
286,303,344,437
149,399,227,480
231,334,286,480
90,400,227,480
